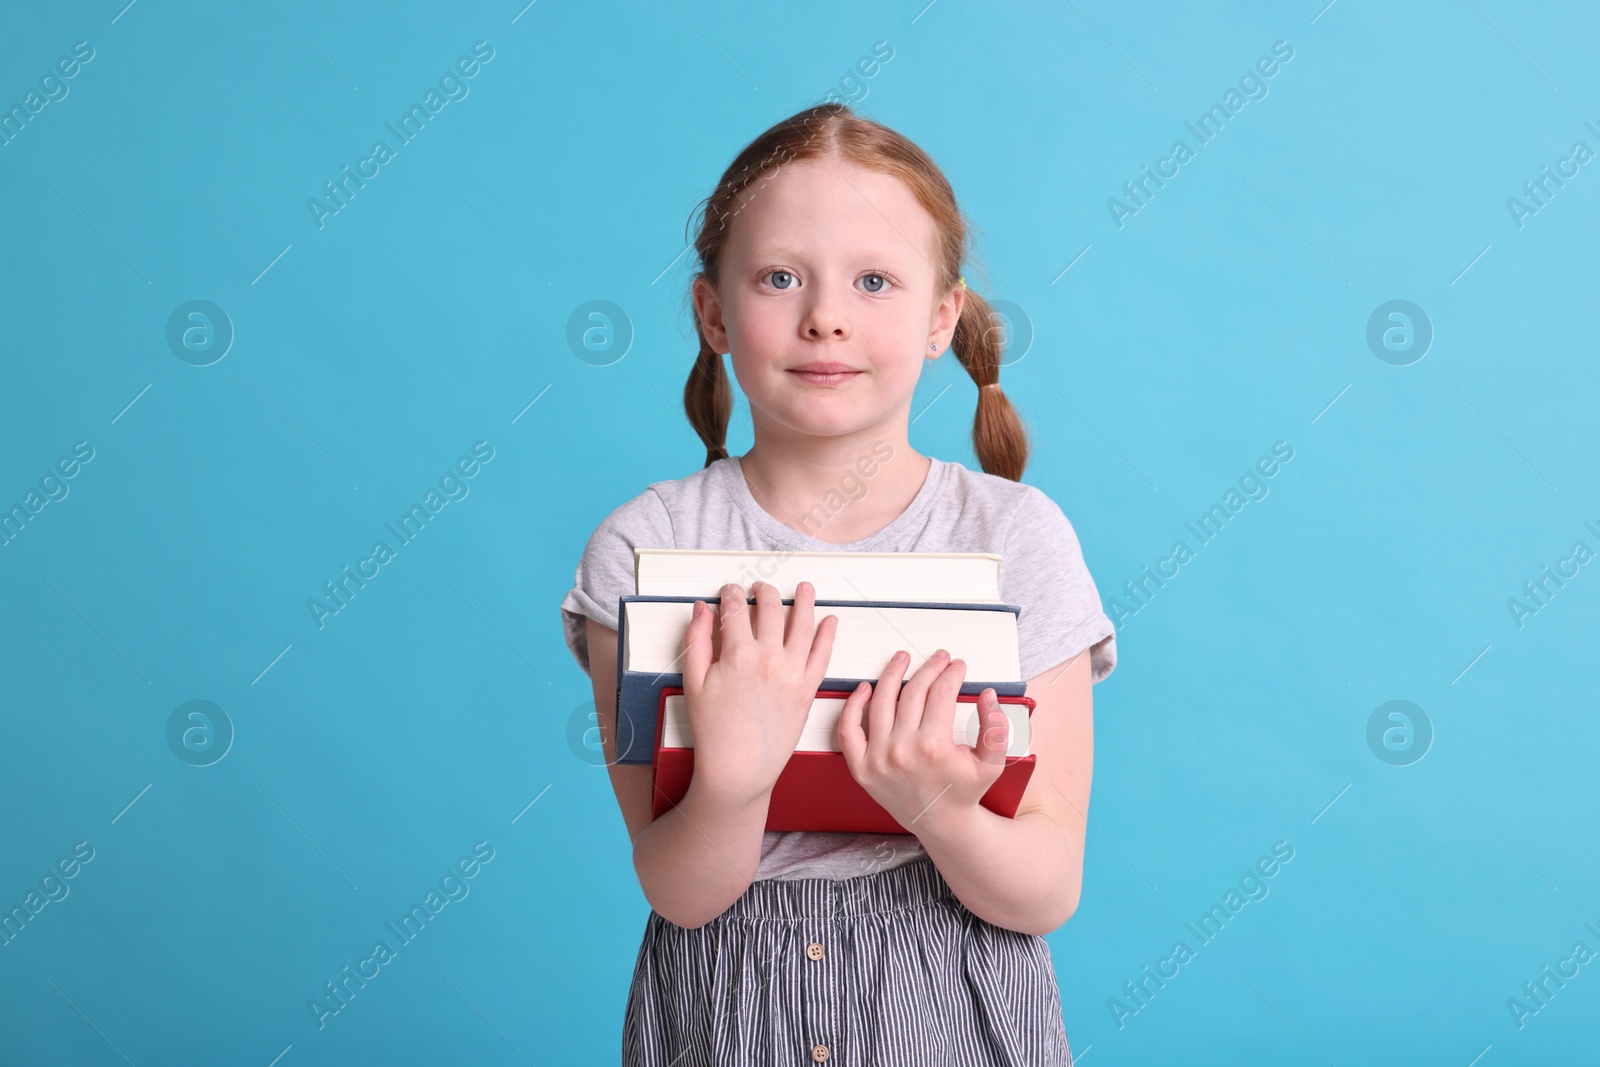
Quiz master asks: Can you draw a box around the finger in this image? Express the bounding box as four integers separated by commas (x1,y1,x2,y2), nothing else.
784,580,816,650
975,688,1009,767
750,580,783,645
801,611,838,693
916,656,966,748
837,680,872,773
716,582,752,649
888,648,952,743
867,650,910,744
682,599,711,688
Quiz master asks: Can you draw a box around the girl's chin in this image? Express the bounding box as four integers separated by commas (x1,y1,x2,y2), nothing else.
763,408,887,440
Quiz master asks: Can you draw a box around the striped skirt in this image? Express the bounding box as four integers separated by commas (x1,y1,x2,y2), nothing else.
622,855,1075,1066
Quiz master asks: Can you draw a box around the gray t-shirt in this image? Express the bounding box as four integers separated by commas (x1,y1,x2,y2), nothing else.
559,453,1116,881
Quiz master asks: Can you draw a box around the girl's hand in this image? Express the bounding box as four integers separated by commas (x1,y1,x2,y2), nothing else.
837,649,1011,834
680,580,838,809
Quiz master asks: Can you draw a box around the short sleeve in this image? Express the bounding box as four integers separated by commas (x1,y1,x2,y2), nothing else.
1001,486,1117,684
558,488,675,677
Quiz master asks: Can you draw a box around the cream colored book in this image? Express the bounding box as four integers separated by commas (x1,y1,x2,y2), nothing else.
620,599,1022,682
634,548,1004,603
658,691,1032,756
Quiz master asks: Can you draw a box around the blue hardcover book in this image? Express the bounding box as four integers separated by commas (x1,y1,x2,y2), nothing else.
611,594,1025,766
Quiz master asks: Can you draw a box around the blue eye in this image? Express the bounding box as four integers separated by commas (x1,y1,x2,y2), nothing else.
766,270,796,290
861,274,888,293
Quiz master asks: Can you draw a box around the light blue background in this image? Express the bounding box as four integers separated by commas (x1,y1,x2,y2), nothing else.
3,1,1597,1063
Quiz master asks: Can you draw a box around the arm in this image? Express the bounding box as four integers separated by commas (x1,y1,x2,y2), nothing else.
584,615,769,928
918,648,1094,935
584,581,837,930
839,645,1096,936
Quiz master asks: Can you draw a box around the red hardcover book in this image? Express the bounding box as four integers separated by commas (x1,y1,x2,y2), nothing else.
649,686,1038,833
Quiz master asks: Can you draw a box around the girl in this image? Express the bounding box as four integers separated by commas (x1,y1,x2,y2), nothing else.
559,102,1116,1066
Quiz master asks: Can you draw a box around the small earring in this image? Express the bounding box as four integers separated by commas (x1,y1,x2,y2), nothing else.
929,343,938,352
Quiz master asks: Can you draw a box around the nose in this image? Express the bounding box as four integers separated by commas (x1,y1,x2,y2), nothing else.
799,282,849,342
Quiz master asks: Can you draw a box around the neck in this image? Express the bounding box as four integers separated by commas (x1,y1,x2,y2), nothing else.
738,422,929,546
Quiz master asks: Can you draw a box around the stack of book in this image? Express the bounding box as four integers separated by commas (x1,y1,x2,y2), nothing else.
613,549,1037,833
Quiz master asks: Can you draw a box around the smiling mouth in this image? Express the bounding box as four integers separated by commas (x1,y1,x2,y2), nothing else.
787,366,863,386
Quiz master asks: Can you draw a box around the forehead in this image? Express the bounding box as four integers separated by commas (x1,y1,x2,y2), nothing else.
728,157,936,267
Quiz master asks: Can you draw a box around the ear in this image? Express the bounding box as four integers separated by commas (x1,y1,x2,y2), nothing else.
928,282,966,357
693,277,729,353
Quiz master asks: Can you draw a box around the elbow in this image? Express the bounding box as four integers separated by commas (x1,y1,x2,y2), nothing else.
638,882,706,929
635,863,734,930
634,872,705,930
1056,889,1082,929
1026,888,1081,937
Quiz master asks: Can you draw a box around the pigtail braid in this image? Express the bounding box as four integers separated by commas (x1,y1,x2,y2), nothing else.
683,333,733,468
950,285,1029,481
